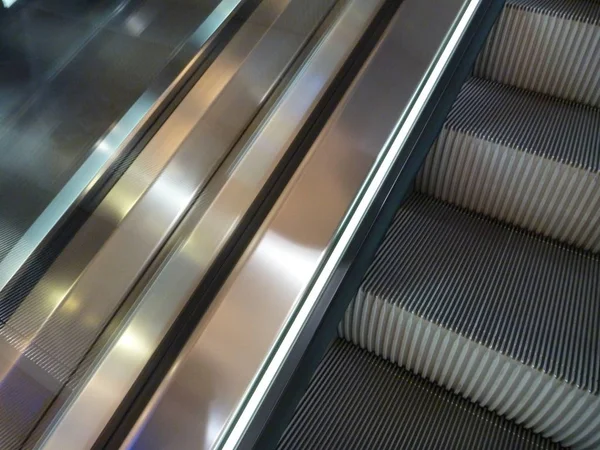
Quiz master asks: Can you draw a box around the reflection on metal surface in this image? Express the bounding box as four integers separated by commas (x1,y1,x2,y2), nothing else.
45,2,365,446
0,0,245,297
0,0,325,447
124,1,386,449
125,0,485,448
226,0,486,445
32,0,345,449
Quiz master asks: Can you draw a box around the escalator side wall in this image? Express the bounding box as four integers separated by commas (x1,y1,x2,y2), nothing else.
248,0,507,447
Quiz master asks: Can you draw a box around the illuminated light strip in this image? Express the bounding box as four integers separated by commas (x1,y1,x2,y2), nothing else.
221,0,483,447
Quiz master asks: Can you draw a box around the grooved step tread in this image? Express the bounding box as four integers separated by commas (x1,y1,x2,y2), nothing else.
475,0,600,107
508,0,600,26
358,193,600,394
445,77,600,172
418,77,600,252
279,339,558,450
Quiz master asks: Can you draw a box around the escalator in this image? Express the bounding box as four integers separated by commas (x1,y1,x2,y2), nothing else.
0,0,597,448
0,0,351,448
277,0,600,448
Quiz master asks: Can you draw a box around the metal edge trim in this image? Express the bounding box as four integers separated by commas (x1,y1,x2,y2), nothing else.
222,0,484,446
32,1,364,447
0,0,247,294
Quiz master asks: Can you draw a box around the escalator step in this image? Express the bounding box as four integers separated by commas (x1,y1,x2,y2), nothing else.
279,339,557,450
475,0,600,107
340,193,600,448
416,77,600,252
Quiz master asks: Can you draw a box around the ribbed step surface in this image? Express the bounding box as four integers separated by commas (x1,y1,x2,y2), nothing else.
279,339,557,450
475,0,600,107
416,77,600,252
340,193,600,448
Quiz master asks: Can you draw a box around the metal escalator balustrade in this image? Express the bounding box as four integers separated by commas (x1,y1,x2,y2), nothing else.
135,0,503,448
0,0,244,295
281,0,600,448
0,0,345,447
115,0,395,448
29,0,359,448
0,2,249,447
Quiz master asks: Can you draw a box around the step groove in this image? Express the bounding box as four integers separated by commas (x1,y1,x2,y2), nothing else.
475,0,600,107
279,339,558,449
416,77,600,252
341,193,600,447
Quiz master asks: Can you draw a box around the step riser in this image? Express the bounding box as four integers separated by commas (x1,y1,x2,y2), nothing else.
475,2,600,107
416,127,600,252
340,293,600,448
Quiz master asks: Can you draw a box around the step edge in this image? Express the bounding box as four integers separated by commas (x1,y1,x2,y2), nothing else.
444,80,600,174
417,130,600,252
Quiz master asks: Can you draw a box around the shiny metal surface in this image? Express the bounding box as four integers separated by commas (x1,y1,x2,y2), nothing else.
0,0,244,295
35,0,356,447
126,0,484,448
125,0,385,448
227,0,486,444
0,0,332,447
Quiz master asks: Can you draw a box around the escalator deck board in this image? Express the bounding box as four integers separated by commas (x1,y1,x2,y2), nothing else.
279,339,558,450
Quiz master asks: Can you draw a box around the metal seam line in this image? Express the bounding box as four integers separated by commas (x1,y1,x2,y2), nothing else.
0,0,245,295
221,0,483,447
